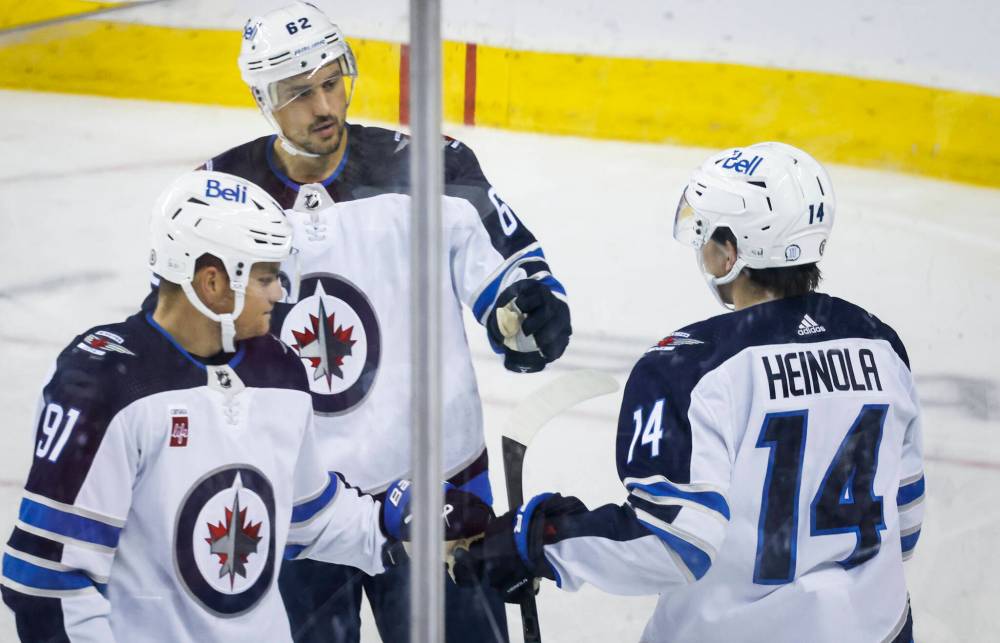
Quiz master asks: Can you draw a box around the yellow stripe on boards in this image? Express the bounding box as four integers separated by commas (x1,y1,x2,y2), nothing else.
346,37,401,125
0,21,250,106
441,39,468,126
0,0,121,31
474,46,1000,188
0,21,403,122
0,19,997,187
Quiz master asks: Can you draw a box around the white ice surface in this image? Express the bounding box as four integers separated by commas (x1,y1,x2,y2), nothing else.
0,90,998,642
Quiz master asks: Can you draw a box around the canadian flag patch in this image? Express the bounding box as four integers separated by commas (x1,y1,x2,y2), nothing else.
169,407,190,447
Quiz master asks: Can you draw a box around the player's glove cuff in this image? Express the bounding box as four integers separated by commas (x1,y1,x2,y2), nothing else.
453,493,586,603
379,479,494,542
486,279,571,373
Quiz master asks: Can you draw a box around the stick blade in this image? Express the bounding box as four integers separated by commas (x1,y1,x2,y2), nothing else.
502,369,620,447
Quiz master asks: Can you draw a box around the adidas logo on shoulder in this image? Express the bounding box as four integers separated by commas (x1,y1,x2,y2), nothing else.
797,314,826,336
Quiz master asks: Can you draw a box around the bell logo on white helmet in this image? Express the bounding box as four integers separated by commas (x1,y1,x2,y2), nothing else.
150,171,293,352
237,2,357,157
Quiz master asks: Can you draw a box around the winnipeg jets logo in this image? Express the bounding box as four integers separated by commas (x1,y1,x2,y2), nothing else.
290,293,357,388
242,20,259,41
278,275,381,416
175,465,276,616
205,478,263,590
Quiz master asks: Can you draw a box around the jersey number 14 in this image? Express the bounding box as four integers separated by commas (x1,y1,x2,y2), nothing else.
754,404,888,585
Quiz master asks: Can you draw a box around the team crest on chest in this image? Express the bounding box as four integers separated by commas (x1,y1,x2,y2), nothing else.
174,465,276,616
279,274,381,416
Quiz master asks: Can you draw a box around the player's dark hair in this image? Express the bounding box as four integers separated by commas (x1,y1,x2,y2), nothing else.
711,227,821,297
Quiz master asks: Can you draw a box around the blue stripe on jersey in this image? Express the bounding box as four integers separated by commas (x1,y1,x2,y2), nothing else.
549,560,564,589
291,473,339,525
283,544,307,560
635,519,713,580
627,481,731,520
901,529,921,553
538,275,566,296
897,476,925,507
2,554,94,591
472,248,547,320
514,493,554,568
18,499,121,549
457,471,494,506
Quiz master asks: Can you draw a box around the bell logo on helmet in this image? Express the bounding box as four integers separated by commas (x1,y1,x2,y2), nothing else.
785,245,801,261
720,150,764,176
205,179,248,204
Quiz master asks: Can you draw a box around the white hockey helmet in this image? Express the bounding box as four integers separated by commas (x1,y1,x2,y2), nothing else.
673,142,834,303
149,171,293,351
237,1,357,157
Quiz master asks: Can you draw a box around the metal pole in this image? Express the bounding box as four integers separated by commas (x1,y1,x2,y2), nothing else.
409,1,443,643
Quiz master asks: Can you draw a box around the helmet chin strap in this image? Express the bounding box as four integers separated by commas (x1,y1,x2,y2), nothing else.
260,110,322,159
278,132,321,158
698,253,746,311
180,282,246,353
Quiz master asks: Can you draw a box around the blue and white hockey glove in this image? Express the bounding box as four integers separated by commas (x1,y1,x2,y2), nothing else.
487,279,571,373
452,493,586,603
380,480,494,543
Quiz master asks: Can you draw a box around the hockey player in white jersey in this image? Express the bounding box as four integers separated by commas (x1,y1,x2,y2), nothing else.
456,143,924,642
1,171,489,642
180,3,574,641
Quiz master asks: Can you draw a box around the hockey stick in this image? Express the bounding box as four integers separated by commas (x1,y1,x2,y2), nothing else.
501,369,620,643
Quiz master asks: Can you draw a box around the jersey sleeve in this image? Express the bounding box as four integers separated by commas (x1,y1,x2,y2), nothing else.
896,382,925,561
442,140,566,342
2,355,138,642
536,350,734,594
283,415,387,576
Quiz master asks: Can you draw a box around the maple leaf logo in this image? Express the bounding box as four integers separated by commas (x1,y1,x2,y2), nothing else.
205,487,262,589
290,294,357,390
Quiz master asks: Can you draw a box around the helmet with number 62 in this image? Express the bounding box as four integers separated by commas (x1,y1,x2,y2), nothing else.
673,142,835,293
237,1,358,157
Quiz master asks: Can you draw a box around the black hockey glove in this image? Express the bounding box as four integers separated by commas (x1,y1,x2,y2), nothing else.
452,493,587,603
486,279,571,374
379,480,494,544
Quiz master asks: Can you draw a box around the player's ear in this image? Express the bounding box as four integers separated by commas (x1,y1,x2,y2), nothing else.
723,239,739,272
192,265,232,311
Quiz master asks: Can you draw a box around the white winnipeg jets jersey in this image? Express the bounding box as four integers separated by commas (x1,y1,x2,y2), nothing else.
534,294,923,643
1,313,386,642
275,192,548,493
205,127,567,499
